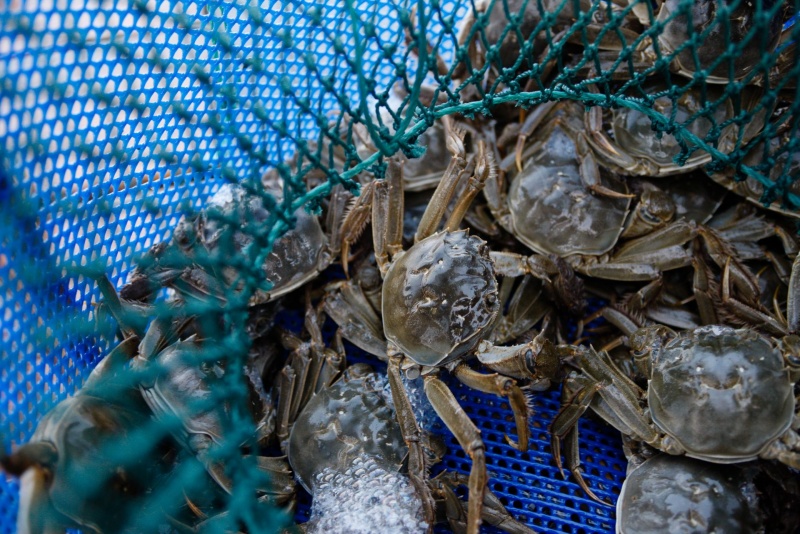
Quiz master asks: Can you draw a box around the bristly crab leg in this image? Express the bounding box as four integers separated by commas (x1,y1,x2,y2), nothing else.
444,140,493,232
414,121,467,243
339,180,375,278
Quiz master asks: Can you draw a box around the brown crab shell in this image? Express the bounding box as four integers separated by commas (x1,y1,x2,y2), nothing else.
382,230,500,367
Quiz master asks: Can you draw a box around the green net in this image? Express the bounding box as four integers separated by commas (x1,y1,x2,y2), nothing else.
1,0,799,532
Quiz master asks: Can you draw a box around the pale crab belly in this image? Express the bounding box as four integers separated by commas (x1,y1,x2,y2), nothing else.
508,163,628,257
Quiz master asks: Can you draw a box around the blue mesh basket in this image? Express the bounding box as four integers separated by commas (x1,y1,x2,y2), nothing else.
5,0,753,531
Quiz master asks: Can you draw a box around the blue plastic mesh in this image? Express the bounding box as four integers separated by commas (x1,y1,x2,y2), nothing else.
4,0,772,531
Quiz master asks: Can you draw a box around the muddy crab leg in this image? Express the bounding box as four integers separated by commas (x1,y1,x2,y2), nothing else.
423,373,487,534
386,349,437,531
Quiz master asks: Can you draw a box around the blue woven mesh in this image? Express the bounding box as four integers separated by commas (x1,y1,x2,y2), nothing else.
1,0,796,532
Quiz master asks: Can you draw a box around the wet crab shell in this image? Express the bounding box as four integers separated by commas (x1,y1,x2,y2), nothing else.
29,395,165,533
655,0,787,83
287,367,405,494
616,454,763,534
509,115,630,257
382,230,500,367
648,325,795,462
182,183,330,303
609,83,735,176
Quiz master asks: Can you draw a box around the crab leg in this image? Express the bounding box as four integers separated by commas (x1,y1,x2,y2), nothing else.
386,350,436,530
372,180,391,275
339,180,375,277
424,374,486,534
550,378,603,477
414,123,467,242
323,280,387,358
384,156,405,257
563,424,610,505
575,133,635,200
431,471,535,534
491,276,550,344
452,364,531,451
787,252,800,334
513,101,558,172
17,466,60,534
444,140,493,232
490,251,555,281
325,184,349,257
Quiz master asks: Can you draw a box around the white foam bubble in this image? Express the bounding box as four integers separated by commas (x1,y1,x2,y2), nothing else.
305,455,427,534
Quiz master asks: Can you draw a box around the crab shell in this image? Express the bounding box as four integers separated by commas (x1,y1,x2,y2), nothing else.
287,367,405,493
186,183,330,304
609,82,735,176
509,113,630,257
28,395,163,533
616,454,763,534
647,325,795,462
382,230,500,367
655,0,787,83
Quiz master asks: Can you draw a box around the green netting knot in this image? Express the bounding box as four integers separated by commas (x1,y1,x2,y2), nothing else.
306,6,323,26
276,28,293,48
369,160,388,180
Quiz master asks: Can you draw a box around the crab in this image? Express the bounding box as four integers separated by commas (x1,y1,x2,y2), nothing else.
94,276,296,505
324,251,559,368
485,100,698,282
353,130,569,533
273,299,535,534
0,338,162,533
706,126,800,218
616,454,764,534
288,365,536,534
635,0,790,84
691,225,799,336
0,337,236,533
452,0,642,88
581,81,738,177
121,174,347,308
550,324,800,500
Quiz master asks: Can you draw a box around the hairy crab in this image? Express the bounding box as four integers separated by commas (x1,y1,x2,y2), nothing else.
122,176,344,308
616,454,764,534
0,338,231,533
638,0,790,84
95,277,296,505
486,100,697,281
362,131,565,533
551,324,800,499
275,301,534,534
584,82,737,177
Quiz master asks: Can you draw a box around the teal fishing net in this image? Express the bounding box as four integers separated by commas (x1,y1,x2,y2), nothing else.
1,0,798,532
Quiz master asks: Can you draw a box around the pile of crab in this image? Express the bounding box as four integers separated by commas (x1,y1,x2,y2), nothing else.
4,1,800,533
